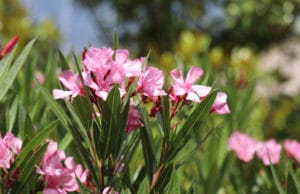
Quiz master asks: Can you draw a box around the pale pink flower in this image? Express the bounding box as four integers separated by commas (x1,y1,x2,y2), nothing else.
0,132,22,169
256,139,282,165
53,70,84,100
137,66,166,100
210,92,230,114
83,47,143,100
284,139,300,162
83,47,114,72
170,66,211,102
126,104,143,134
37,140,89,193
227,132,257,162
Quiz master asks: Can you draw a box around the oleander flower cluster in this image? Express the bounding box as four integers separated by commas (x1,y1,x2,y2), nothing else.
228,131,300,165
0,132,88,194
37,140,89,194
53,47,230,134
0,132,22,169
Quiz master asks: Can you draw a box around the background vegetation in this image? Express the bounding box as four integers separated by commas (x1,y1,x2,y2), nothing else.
1,0,300,193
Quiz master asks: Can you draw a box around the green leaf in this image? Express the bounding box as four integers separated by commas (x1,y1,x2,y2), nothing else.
270,163,285,194
17,104,35,139
7,96,18,132
166,90,217,161
137,176,150,194
166,168,180,194
287,172,297,194
154,164,173,192
139,106,156,181
113,31,119,51
101,85,122,159
15,120,58,167
0,38,36,102
58,50,70,71
158,95,171,140
72,96,93,131
36,81,71,130
58,132,73,150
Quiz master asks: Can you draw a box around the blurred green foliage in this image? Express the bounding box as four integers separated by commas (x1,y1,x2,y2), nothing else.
74,0,300,53
0,0,60,54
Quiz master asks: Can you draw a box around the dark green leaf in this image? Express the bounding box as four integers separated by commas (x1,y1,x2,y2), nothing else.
287,172,297,194
270,163,285,194
101,85,122,159
166,90,217,161
58,50,70,71
139,107,156,181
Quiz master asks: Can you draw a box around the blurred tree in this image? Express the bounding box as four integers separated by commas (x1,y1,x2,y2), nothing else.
74,0,300,54
0,0,60,53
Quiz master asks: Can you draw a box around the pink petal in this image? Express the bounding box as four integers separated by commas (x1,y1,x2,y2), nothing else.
185,66,203,85
192,85,211,98
211,92,230,114
115,49,129,65
227,132,257,162
284,139,300,162
256,139,282,165
170,68,185,86
52,89,73,99
58,70,80,92
186,92,200,102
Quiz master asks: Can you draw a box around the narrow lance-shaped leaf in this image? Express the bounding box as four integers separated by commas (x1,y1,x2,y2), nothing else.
166,167,180,194
12,143,48,194
7,96,18,132
287,172,297,194
36,81,71,130
137,176,150,194
0,38,36,101
270,161,285,194
58,50,70,71
139,106,156,181
101,85,122,159
15,120,58,167
166,90,217,161
157,95,171,140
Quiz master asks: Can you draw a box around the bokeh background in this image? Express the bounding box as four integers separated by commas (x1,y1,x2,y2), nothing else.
7,0,299,140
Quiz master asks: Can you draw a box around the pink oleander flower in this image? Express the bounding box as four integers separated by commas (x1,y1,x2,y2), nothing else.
210,92,230,114
83,47,143,100
256,139,282,165
284,139,300,162
0,35,19,60
0,132,22,169
137,66,166,101
83,47,114,72
227,132,257,162
37,140,89,193
126,104,143,134
170,66,211,102
53,70,84,100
